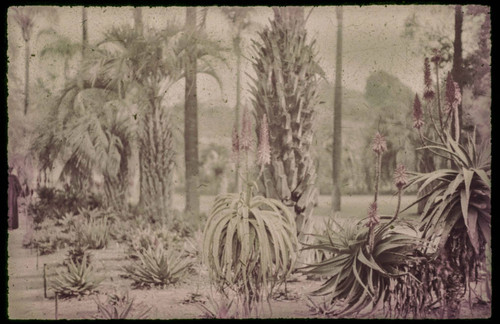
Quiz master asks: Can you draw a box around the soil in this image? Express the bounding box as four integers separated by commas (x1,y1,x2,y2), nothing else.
7,198,491,320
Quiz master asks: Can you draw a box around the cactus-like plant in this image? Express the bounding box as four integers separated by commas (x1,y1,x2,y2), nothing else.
249,7,323,241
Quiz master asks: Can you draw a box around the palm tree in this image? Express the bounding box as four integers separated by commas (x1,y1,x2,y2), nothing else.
331,7,343,212
11,7,57,116
182,7,226,221
250,7,323,241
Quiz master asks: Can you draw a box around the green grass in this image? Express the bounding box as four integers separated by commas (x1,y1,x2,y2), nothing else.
172,194,418,226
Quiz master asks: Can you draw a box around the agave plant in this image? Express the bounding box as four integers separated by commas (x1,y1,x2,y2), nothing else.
122,244,192,289
50,255,104,298
301,219,420,317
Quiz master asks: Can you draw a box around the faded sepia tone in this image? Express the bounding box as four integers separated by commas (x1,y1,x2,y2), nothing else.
7,5,490,319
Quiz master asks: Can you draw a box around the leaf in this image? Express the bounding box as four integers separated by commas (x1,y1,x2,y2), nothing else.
466,208,480,255
473,168,491,188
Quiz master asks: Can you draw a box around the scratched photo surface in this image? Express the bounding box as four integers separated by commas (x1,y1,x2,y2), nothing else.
7,5,491,319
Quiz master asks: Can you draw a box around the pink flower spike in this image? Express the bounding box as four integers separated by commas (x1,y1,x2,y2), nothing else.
394,164,408,189
372,132,387,155
413,94,424,130
239,107,253,152
257,114,271,166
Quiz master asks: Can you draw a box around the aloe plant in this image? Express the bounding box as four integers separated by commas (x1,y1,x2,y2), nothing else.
50,255,104,298
403,133,491,317
302,219,419,317
123,245,191,289
203,190,298,316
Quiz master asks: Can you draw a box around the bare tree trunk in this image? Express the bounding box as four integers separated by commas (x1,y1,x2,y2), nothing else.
332,7,343,212
184,7,200,220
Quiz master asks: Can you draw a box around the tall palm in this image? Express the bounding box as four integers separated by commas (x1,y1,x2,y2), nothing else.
250,7,323,242
184,7,200,221
93,22,224,222
331,7,343,212
182,7,226,221
11,7,57,116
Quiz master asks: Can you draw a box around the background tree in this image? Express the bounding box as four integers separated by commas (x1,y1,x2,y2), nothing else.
250,7,323,241
331,6,343,212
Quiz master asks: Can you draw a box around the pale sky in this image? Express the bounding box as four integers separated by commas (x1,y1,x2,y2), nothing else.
8,5,475,109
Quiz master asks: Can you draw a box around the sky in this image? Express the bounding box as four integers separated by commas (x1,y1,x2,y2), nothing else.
7,5,477,110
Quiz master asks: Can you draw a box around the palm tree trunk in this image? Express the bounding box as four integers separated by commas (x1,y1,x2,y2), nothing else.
23,39,30,115
252,7,320,241
332,7,343,212
139,96,175,223
184,7,200,220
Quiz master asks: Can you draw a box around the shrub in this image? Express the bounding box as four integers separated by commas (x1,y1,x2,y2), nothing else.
122,245,192,289
28,185,102,227
50,255,104,298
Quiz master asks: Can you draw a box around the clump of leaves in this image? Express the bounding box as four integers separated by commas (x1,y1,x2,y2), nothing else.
93,290,151,319
50,255,104,298
122,245,192,289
